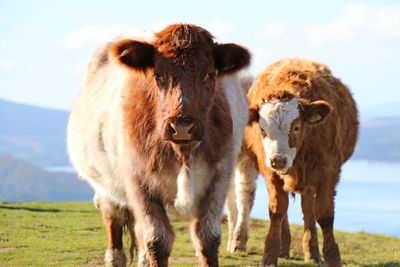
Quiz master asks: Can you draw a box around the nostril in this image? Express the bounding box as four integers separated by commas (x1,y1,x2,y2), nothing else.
169,122,178,134
270,158,277,168
270,156,287,169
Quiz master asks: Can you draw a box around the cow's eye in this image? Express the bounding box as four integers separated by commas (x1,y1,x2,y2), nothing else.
204,71,216,81
260,127,267,137
154,73,164,83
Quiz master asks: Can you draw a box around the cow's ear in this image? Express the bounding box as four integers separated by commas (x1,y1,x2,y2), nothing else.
301,100,332,125
214,43,251,75
110,39,155,71
248,106,259,125
248,100,264,126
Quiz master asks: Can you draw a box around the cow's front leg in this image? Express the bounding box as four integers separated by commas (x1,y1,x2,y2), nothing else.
191,174,229,267
262,175,289,267
95,194,128,267
279,212,291,259
127,183,174,267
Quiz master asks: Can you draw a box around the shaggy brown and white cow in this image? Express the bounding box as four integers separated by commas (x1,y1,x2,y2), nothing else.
228,58,358,266
67,24,251,267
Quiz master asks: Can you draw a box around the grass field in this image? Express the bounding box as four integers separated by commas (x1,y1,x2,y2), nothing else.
1,202,399,266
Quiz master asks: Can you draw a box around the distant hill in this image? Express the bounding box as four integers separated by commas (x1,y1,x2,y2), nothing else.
352,117,400,162
0,98,400,166
0,155,92,202
0,98,69,167
0,98,399,202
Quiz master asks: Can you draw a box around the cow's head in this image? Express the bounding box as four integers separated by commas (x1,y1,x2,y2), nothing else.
253,93,331,174
110,24,250,146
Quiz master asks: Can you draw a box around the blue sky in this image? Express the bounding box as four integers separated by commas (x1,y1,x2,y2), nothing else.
1,0,400,118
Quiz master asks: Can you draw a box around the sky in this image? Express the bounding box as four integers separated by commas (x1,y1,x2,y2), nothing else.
1,0,400,119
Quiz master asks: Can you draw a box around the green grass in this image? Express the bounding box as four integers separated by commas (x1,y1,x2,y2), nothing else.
1,202,399,266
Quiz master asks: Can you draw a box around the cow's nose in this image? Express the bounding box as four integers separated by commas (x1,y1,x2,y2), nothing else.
270,155,287,170
169,117,195,142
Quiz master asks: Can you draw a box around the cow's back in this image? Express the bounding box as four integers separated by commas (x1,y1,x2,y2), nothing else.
222,74,249,161
67,42,133,205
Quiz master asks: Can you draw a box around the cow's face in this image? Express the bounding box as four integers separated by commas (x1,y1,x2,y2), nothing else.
111,24,250,146
257,96,331,174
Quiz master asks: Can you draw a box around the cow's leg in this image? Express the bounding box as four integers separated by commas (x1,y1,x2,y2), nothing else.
262,175,288,267
279,212,291,258
95,194,128,267
314,183,341,267
126,185,174,267
301,188,321,263
191,216,221,267
191,173,230,267
226,178,238,252
228,153,258,252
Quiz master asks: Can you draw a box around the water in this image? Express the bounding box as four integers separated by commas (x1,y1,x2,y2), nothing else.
48,160,400,237
251,160,400,237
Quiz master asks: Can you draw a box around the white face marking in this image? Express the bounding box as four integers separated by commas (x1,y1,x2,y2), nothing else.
258,97,300,174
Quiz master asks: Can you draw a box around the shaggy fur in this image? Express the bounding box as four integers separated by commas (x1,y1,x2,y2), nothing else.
67,24,250,267
231,58,358,267
226,75,258,253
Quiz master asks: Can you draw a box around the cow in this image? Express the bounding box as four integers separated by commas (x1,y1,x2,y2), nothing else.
67,24,251,267
227,58,359,267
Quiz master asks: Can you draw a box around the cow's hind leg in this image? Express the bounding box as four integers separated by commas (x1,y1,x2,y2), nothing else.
314,184,341,267
95,194,128,267
226,179,238,252
301,189,321,263
227,152,258,252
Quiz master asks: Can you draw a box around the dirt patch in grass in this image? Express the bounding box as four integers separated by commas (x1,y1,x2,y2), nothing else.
170,256,197,263
0,247,16,253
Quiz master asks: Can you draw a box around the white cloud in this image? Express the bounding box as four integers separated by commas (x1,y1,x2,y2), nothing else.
249,4,400,109
256,4,400,47
207,20,235,42
62,21,238,51
0,15,5,25
0,59,18,73
62,25,153,49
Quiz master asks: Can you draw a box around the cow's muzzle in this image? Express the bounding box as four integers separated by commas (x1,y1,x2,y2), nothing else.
163,116,204,145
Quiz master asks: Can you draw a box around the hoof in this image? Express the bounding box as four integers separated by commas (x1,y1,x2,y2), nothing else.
261,259,278,267
105,248,127,267
228,238,247,253
304,252,321,264
228,230,248,253
279,252,290,259
323,243,341,267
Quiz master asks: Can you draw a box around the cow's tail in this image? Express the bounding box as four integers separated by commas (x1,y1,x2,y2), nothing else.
94,194,137,265
124,210,137,266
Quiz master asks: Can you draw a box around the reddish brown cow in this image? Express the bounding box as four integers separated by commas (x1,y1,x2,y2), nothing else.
67,24,251,267
238,58,358,266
